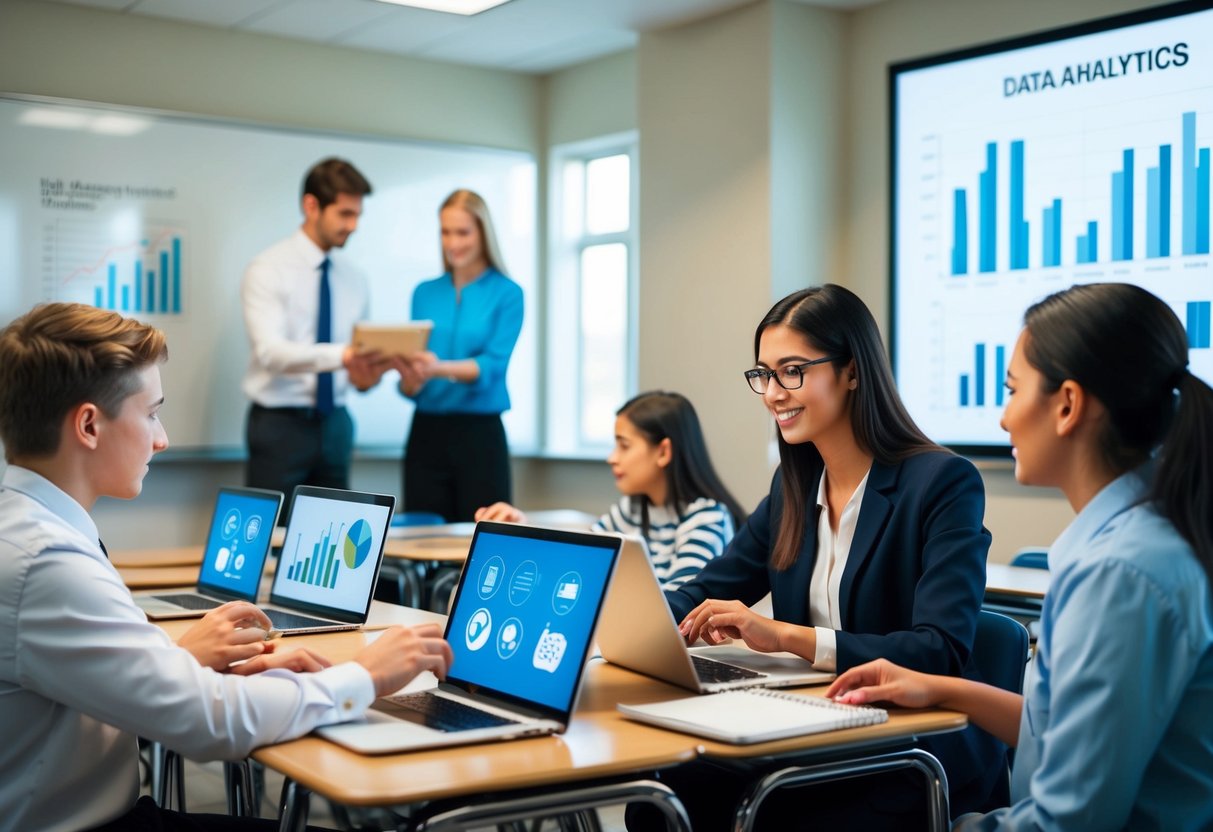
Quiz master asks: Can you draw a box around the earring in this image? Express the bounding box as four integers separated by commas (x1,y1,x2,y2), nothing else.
848,378,858,390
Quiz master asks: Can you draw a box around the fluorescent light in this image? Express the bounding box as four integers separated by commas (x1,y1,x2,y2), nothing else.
89,114,151,136
18,108,90,130
371,0,511,15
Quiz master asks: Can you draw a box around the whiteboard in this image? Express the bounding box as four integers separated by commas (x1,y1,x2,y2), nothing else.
0,94,538,456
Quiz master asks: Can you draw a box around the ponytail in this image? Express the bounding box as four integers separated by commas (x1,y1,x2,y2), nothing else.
1153,371,1213,582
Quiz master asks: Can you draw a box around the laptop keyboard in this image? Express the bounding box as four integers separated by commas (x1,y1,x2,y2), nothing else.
376,693,522,732
691,654,768,684
263,609,340,630
151,593,222,611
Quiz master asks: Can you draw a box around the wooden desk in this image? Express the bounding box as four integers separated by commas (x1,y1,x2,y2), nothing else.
118,564,200,589
110,546,203,568
254,660,697,807
986,564,1050,599
155,600,441,643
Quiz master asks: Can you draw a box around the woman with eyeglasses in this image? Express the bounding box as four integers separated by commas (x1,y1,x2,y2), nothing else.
828,284,1213,830
632,284,1002,830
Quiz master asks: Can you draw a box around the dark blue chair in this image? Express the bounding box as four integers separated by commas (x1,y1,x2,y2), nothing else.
1010,547,1049,570
391,510,445,527
972,610,1031,799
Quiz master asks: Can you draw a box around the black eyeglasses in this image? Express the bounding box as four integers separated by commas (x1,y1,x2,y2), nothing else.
744,356,840,394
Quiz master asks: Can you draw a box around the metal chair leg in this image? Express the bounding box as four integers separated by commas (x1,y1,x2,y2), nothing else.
278,777,312,832
225,759,259,817
413,779,689,832
733,748,951,832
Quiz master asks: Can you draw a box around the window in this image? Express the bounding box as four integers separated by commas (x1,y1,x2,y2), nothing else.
546,133,638,455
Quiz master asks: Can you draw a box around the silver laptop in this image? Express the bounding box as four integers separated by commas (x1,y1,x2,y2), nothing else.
261,486,394,635
134,487,283,619
599,536,835,693
317,521,622,754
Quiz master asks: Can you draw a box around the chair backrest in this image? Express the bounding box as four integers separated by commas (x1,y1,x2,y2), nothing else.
1010,547,1049,570
973,610,1031,695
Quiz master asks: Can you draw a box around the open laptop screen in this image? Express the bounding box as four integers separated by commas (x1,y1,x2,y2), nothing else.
271,488,393,618
196,487,282,599
445,523,620,715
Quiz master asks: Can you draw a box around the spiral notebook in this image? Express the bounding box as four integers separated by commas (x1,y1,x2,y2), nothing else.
617,688,887,744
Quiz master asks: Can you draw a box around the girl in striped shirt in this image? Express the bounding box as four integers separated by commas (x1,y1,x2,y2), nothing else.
476,391,745,589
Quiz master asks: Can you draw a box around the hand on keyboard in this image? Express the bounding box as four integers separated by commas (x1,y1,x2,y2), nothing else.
355,624,454,697
178,601,274,671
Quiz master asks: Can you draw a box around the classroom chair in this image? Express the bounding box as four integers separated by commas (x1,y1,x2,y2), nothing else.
733,611,1030,832
375,511,446,607
1010,547,1049,570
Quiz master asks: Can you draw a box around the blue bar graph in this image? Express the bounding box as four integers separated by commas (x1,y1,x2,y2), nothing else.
979,143,996,273
974,343,987,407
959,375,969,407
1076,220,1098,264
951,188,967,275
1041,198,1061,267
1188,301,1211,350
159,251,169,314
80,233,183,316
1183,112,1211,256
995,345,1007,406
1009,140,1028,270
1146,145,1172,259
172,238,182,314
1112,149,1134,261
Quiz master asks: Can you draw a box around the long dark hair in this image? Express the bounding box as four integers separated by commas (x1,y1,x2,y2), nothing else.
1023,283,1213,580
757,285,942,570
617,391,746,538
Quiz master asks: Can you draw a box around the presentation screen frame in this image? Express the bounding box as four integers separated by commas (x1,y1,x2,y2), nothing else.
889,0,1213,457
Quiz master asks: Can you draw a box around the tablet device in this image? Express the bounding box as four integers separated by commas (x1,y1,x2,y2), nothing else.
352,321,433,357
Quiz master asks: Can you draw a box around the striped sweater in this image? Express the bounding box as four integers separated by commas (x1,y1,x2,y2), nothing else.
592,497,734,590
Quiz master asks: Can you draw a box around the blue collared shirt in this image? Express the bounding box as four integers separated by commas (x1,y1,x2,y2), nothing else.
408,268,523,414
960,466,1213,831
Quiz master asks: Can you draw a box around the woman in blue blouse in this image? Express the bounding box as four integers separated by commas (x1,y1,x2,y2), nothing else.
830,283,1213,831
395,190,524,521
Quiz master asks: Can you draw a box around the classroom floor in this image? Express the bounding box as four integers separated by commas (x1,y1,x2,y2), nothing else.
154,758,628,830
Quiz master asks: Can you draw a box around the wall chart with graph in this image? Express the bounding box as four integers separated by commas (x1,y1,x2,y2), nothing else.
0,94,536,454
891,2,1213,452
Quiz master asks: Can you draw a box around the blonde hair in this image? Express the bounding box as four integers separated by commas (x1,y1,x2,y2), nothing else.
440,189,508,275
0,303,167,460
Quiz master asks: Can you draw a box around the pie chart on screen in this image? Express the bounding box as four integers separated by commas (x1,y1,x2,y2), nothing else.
343,519,373,569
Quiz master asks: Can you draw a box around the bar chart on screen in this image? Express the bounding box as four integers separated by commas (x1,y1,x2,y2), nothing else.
283,520,374,590
40,218,186,316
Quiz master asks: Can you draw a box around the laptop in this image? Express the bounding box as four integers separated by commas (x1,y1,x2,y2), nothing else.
134,487,283,619
598,536,835,693
262,486,394,635
317,521,622,754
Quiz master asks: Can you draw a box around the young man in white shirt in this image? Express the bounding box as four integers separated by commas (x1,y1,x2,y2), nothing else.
0,302,452,832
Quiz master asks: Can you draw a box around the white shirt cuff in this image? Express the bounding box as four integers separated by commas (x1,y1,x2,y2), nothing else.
813,626,837,671
320,661,377,722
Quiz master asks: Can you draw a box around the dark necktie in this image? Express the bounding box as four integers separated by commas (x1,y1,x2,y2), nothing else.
316,257,334,415
98,539,109,560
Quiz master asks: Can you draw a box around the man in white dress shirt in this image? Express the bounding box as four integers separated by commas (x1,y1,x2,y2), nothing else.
0,303,452,831
241,158,388,522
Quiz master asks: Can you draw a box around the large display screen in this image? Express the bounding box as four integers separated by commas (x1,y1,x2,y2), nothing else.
891,1,1213,454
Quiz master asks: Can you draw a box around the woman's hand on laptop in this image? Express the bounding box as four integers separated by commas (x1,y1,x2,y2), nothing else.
679,599,810,657
178,601,274,671
355,624,454,697
474,502,527,523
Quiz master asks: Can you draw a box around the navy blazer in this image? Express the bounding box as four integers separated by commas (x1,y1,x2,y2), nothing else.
668,451,989,676
667,450,1004,813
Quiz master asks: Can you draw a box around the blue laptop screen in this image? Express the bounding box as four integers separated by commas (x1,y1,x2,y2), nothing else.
196,490,279,598
445,529,616,714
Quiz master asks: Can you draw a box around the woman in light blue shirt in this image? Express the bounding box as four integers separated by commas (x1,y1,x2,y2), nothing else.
829,283,1213,831
395,190,524,521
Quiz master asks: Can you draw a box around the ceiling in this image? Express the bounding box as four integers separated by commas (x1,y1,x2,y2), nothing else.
37,0,880,74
